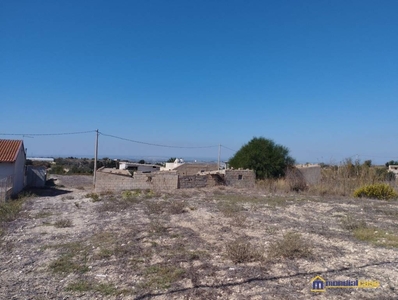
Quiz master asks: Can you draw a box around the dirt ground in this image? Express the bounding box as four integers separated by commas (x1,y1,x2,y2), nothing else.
1,175,398,299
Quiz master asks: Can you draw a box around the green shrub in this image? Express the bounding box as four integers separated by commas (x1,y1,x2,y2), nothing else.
353,183,398,200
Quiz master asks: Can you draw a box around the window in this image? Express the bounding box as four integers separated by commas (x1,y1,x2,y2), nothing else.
238,175,243,180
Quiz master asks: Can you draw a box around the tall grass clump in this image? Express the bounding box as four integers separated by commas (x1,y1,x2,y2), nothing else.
353,183,397,200
309,159,397,197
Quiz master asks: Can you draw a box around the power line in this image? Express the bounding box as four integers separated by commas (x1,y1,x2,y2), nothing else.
221,145,237,152
99,132,218,149
0,129,237,152
0,130,96,136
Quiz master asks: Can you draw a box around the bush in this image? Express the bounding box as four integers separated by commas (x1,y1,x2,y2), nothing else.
353,183,398,200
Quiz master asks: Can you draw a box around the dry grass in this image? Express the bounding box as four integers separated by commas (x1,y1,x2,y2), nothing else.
340,215,367,231
354,227,398,248
66,280,118,295
225,238,264,264
256,161,398,198
85,192,100,202
145,201,165,214
167,200,186,214
0,191,37,238
140,263,185,290
48,242,89,274
54,218,73,228
267,232,313,260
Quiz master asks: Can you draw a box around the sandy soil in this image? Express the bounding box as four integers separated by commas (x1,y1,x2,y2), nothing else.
1,175,397,299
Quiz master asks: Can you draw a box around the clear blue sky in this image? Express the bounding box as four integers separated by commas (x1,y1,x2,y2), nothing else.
1,0,397,164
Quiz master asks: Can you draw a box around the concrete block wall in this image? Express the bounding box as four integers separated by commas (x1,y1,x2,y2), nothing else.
207,174,225,187
296,165,321,185
95,171,136,192
178,175,208,189
174,163,218,176
151,172,179,190
95,169,255,192
95,171,178,193
224,169,256,188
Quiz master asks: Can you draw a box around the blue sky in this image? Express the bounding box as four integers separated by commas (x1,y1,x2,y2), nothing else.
1,0,397,164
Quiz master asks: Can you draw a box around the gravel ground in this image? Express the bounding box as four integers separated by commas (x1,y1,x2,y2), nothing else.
1,175,397,299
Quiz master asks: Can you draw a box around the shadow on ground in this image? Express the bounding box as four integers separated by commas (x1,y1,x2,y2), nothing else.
26,185,72,197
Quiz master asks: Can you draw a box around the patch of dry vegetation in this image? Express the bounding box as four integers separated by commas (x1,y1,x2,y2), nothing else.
267,232,313,260
225,238,263,263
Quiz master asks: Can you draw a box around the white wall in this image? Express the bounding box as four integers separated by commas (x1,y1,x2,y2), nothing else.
0,163,14,180
13,146,26,193
161,162,184,171
388,165,398,175
0,146,26,195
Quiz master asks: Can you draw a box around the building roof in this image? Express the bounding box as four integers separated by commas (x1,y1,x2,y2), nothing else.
0,139,24,162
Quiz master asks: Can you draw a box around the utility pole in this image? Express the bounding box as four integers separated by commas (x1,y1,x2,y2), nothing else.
93,129,99,186
218,144,221,170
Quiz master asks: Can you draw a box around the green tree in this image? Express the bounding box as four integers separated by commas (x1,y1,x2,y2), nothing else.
167,157,176,163
228,137,295,179
363,160,372,168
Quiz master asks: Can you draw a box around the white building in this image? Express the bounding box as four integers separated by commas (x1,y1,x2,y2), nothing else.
388,165,398,177
119,162,160,173
0,139,26,195
160,158,185,171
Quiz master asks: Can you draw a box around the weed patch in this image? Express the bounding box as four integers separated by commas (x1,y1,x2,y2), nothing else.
267,232,313,260
48,242,89,274
167,200,186,214
217,201,243,217
0,199,24,225
141,264,185,290
149,220,168,236
145,201,165,215
66,280,118,295
85,193,100,202
353,227,398,248
341,215,367,231
121,190,140,200
54,218,73,228
226,238,263,264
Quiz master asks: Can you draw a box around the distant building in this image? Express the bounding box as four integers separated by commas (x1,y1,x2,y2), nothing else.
160,158,185,171
388,165,398,177
27,157,55,163
160,158,218,176
119,162,160,173
0,139,26,195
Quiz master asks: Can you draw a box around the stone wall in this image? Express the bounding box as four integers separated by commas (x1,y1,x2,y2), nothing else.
95,170,178,192
224,169,256,188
